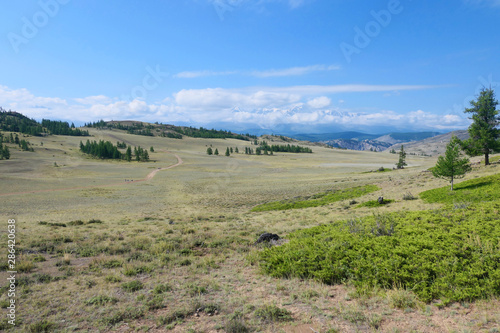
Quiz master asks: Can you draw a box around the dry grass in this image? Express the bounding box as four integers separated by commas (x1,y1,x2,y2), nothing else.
1,128,500,332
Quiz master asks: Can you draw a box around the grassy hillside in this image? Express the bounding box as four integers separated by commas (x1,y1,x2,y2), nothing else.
1,126,500,332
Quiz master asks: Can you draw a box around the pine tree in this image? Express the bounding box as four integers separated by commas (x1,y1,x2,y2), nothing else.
207,147,213,155
126,146,132,161
150,146,154,152
460,88,500,165
3,145,10,159
214,148,219,155
225,147,230,156
230,147,233,154
235,147,239,153
432,136,471,191
396,145,407,169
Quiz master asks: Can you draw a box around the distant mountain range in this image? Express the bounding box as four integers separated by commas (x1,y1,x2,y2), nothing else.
290,131,443,152
386,130,469,156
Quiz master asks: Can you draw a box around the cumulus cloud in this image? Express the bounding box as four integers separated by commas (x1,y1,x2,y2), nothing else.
307,96,331,108
0,84,469,132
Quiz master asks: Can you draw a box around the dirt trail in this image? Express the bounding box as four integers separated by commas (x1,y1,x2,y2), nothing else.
0,151,183,197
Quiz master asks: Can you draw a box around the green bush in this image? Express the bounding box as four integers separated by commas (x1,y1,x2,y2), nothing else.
258,202,500,304
420,173,500,204
252,185,379,212
356,199,394,208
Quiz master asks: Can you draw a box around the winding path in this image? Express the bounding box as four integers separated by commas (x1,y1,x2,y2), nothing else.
0,151,183,197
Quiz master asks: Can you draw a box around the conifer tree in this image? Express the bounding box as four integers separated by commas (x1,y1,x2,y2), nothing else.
125,146,132,161
460,88,500,165
235,147,239,153
225,147,230,156
214,148,219,155
207,147,213,155
396,145,407,169
432,136,471,190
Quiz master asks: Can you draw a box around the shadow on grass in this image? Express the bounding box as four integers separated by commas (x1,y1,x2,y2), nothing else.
455,181,492,191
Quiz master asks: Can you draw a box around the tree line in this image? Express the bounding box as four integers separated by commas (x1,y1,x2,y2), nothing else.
41,119,89,136
173,126,256,141
258,141,313,153
1,108,90,137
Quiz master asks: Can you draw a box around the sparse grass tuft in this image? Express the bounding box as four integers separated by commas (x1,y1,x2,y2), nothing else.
121,280,143,292
254,304,292,322
388,288,418,309
153,283,172,294
85,295,118,306
27,320,56,333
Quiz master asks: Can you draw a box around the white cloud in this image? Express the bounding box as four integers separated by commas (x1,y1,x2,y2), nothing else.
307,96,331,108
74,95,113,105
0,83,468,132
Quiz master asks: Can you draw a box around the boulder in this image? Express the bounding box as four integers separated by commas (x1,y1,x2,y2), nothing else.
256,233,280,244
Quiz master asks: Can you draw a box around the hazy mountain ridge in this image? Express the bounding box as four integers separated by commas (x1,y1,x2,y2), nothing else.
292,131,443,152
387,130,470,156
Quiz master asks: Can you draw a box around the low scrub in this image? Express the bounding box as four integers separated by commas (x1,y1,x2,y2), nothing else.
420,173,500,204
258,202,500,304
251,185,379,212
356,199,394,208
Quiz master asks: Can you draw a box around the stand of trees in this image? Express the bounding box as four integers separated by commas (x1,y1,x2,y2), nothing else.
0,142,10,159
41,119,89,136
258,141,312,153
172,126,256,141
1,108,89,136
80,140,122,159
1,109,44,136
80,140,149,162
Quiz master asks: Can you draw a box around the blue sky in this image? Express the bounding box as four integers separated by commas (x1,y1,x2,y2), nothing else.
1,0,499,134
